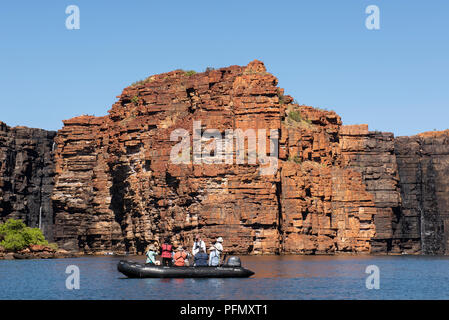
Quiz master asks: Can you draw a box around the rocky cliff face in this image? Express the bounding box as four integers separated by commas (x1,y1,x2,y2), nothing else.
340,126,449,255
395,131,449,254
340,125,417,253
0,122,56,240
49,61,378,254
279,109,377,254
2,60,449,255
51,62,283,253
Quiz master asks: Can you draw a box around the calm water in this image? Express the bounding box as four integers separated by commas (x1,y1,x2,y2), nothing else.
1,255,449,299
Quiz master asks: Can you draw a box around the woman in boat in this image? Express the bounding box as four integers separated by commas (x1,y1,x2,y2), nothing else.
173,246,188,266
208,246,220,266
145,244,157,265
194,247,208,266
160,238,174,267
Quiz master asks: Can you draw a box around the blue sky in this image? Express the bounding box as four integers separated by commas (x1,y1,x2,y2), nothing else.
0,1,448,136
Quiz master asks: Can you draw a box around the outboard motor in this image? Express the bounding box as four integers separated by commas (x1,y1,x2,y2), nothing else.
225,256,241,267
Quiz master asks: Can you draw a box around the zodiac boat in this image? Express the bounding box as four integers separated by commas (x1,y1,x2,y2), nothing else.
117,256,255,278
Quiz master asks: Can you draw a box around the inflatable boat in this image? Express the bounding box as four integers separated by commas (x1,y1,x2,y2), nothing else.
117,256,255,278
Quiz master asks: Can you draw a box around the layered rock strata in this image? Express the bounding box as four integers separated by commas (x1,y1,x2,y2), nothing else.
50,61,378,254
0,122,56,241
2,61,449,256
279,109,377,254
395,131,449,255
340,125,417,253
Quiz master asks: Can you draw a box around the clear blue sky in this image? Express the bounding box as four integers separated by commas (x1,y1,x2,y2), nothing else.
0,1,448,136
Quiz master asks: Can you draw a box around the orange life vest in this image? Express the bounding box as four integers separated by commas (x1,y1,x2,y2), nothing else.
173,251,187,266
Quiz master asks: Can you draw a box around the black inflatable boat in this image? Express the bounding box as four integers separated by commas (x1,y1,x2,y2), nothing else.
117,256,255,278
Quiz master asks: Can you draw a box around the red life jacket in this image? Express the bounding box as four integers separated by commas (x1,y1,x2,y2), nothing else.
161,244,173,258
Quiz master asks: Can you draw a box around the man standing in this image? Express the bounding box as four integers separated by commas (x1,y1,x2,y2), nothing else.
208,246,220,266
192,234,206,256
214,237,225,265
214,237,223,255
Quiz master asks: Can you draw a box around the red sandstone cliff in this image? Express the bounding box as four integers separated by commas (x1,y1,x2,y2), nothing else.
3,61,449,255
50,60,379,254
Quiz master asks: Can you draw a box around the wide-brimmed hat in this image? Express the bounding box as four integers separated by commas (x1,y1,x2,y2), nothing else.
208,246,216,252
148,244,156,251
216,237,223,243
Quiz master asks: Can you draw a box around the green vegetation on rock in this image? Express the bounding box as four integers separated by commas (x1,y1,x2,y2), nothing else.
277,90,285,105
130,75,156,87
285,105,313,129
288,109,302,122
0,219,50,251
184,70,197,77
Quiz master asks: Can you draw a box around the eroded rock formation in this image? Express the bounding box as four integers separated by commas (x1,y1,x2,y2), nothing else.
340,125,406,253
2,60,449,255
395,131,449,254
50,61,379,254
0,122,56,240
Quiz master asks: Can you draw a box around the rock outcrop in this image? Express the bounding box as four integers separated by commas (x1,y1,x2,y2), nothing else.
340,127,449,255
0,244,76,260
395,131,449,254
0,122,56,241
50,61,378,254
279,109,377,254
340,125,408,253
2,60,449,256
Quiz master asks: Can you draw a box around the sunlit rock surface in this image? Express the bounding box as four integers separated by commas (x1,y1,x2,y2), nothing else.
2,61,449,255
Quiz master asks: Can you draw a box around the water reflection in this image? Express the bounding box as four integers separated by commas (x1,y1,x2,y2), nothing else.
3,255,449,299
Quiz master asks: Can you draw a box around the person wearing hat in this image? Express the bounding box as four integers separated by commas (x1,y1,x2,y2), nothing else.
173,246,188,267
208,245,220,266
192,234,206,256
214,237,223,255
145,244,157,265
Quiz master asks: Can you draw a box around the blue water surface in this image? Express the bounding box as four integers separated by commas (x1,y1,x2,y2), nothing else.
1,255,449,300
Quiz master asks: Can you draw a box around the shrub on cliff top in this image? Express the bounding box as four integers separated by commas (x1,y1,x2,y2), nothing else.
288,110,302,122
277,90,285,105
131,75,156,87
0,219,49,251
184,70,196,77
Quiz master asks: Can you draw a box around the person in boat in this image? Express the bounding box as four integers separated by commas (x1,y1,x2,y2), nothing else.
192,234,206,256
214,237,224,262
160,238,174,267
208,246,220,267
173,246,188,267
194,247,209,267
184,247,192,266
145,244,157,265
214,237,223,252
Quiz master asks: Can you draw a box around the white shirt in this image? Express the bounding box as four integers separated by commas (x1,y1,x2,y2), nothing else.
192,240,206,256
214,242,223,256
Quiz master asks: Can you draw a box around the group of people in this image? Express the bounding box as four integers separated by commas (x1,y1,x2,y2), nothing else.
144,235,224,267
